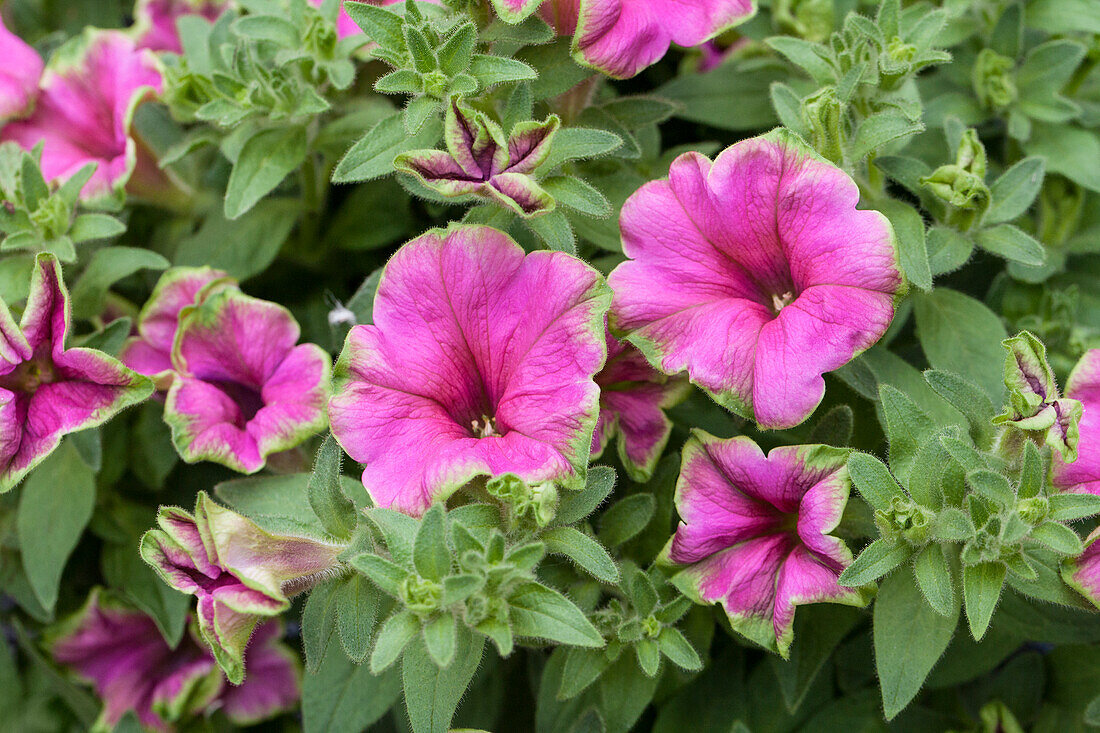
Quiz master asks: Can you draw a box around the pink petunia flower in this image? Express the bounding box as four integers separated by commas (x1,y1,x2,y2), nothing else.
120,266,234,387
133,0,227,54
608,129,902,430
395,100,560,217
660,431,865,655
1053,349,1100,495
538,0,756,79
591,329,690,481
0,29,163,202
161,288,331,473
1062,524,1100,609
0,17,43,122
0,254,152,491
310,0,441,40
328,225,611,516
48,590,299,731
140,492,344,683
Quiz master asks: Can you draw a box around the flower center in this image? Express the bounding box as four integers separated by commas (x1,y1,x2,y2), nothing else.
471,414,499,438
771,291,795,314
207,379,265,426
0,347,57,395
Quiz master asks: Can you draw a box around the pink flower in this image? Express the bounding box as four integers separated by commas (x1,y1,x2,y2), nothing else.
312,0,441,40
1062,525,1100,609
591,329,689,481
539,0,755,78
1053,349,1100,495
328,225,611,516
48,590,299,730
133,0,227,54
608,129,902,430
120,266,234,387
0,30,163,201
395,100,559,217
660,432,864,655
140,492,344,683
161,287,331,473
0,17,43,122
0,254,152,491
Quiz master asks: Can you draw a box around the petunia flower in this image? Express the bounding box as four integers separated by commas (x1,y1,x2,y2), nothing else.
1062,524,1100,609
591,328,690,481
0,254,152,491
395,101,560,217
1053,349,1100,495
659,431,865,656
994,332,1082,463
0,17,43,123
608,129,902,430
0,29,162,202
328,224,611,516
308,0,441,40
133,0,227,54
47,590,300,731
162,287,331,473
551,0,756,79
140,491,345,683
120,266,235,387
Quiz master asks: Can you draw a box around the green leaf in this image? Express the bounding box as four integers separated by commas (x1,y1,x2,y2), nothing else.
851,113,924,160
70,247,170,319
101,540,189,647
558,647,609,700
342,1,405,52
224,126,308,219
926,226,974,276
1048,493,1100,522
542,526,619,583
597,494,655,547
17,443,95,612
525,210,575,253
303,633,402,733
658,627,702,671
923,370,996,449
333,112,443,183
422,613,457,668
914,288,1007,402
1018,442,1043,500
542,176,612,218
838,539,912,587
469,54,537,87
232,15,299,45
555,466,616,525
962,562,1006,640
764,37,834,84
768,605,861,713
517,38,593,100
402,629,485,733
351,553,408,598
335,574,379,663
847,452,904,512
986,158,1045,224
413,506,450,582
539,127,623,171
975,225,1045,266
657,60,784,131
302,578,340,674
874,567,959,719
808,404,854,447
880,384,936,483
175,198,299,280
877,199,931,291
370,610,421,673
1029,522,1083,555
508,581,603,647
966,470,1015,507
68,213,125,244
1024,124,1100,194
309,435,356,540
437,22,477,77
913,544,956,616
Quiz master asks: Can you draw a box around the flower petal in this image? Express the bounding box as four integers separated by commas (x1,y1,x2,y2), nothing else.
1054,349,1100,495
0,18,43,122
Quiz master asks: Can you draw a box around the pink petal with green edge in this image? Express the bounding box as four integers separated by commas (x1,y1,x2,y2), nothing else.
196,594,263,684
1054,349,1100,495
329,225,610,516
133,0,226,53
46,590,221,731
0,30,162,200
488,172,555,216
609,130,901,430
218,620,301,725
0,254,152,491
491,0,543,23
505,117,560,174
592,331,689,481
0,18,43,122
572,0,756,79
164,289,330,473
1064,525,1100,608
539,0,581,36
663,432,859,655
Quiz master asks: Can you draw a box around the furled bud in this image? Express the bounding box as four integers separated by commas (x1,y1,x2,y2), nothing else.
972,48,1018,110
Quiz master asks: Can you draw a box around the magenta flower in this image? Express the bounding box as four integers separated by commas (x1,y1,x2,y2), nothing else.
660,432,864,655
133,0,227,54
395,101,560,217
1053,349,1100,495
1063,525,1100,609
328,225,611,516
48,590,299,730
567,0,756,78
608,130,902,430
162,288,331,473
0,29,162,202
0,17,43,123
140,492,344,683
591,329,690,481
309,0,440,40
120,266,233,386
0,254,152,491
